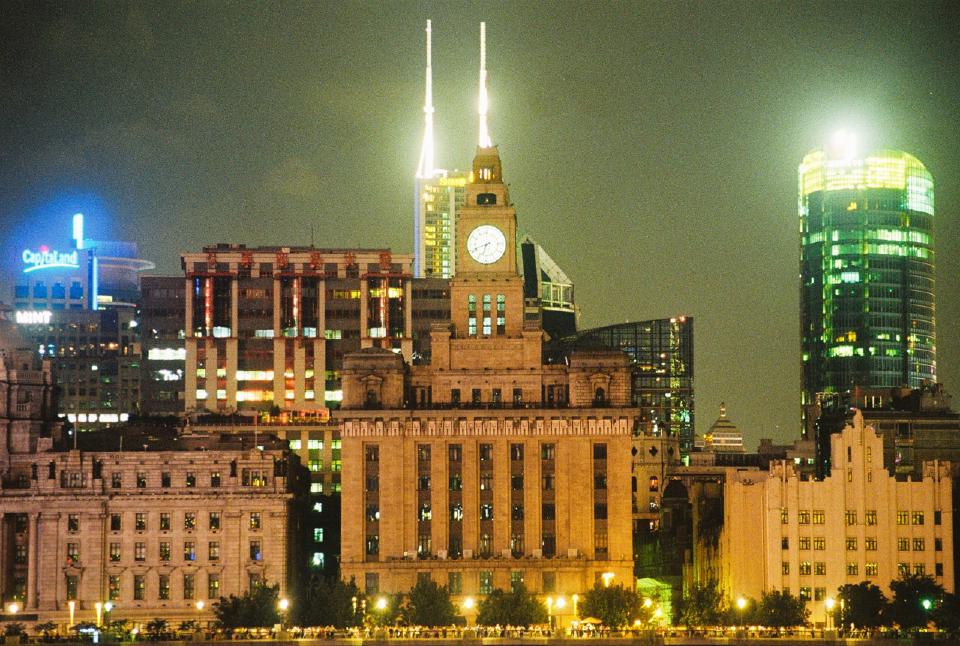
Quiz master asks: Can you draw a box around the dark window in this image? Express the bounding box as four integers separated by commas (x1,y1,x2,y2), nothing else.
542,504,555,521
594,503,607,519
593,443,607,460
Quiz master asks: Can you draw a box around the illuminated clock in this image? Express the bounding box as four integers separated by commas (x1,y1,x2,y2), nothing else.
467,225,507,265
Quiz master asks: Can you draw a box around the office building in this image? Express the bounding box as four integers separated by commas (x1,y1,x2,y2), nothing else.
339,134,636,612
799,143,936,436
520,236,577,340
180,246,417,414
722,412,953,626
566,318,694,457
697,403,744,453
140,276,187,416
8,214,154,429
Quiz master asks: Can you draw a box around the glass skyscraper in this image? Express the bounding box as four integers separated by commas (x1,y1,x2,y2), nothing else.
799,146,936,431
566,317,694,456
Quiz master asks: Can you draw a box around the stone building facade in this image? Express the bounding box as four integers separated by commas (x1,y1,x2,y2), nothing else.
722,411,954,625
0,442,297,623
339,146,636,611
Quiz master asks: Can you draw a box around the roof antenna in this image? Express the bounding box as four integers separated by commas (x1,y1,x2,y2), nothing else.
416,20,436,178
478,22,492,148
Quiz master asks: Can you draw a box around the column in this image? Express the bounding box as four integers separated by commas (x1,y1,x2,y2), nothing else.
401,280,413,361
26,512,38,609
359,278,369,349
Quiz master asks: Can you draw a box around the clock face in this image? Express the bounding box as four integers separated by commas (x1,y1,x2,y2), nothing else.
466,225,507,265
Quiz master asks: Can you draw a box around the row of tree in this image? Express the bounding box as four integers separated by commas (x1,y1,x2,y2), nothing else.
213,577,654,630
676,575,959,631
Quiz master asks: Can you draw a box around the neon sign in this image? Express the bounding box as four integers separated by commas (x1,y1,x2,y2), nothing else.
15,310,53,325
22,246,79,273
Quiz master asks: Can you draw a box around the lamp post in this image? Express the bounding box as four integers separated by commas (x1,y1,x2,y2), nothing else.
6,602,18,616
196,600,205,630
824,598,835,632
736,597,747,626
554,597,566,630
278,598,290,630
462,597,475,626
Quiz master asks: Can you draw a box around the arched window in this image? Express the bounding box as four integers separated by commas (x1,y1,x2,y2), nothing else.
594,387,606,405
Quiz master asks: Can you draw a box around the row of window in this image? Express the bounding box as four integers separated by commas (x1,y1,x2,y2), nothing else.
105,511,262,532
74,571,226,602
105,469,266,489
364,569,578,596
781,536,943,552
101,539,262,563
786,562,944,585
782,509,939,526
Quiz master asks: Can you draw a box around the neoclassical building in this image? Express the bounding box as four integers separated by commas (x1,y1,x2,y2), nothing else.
722,411,953,625
0,307,303,624
339,146,637,606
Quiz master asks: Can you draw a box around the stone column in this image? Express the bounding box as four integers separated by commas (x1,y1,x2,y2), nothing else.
26,512,38,609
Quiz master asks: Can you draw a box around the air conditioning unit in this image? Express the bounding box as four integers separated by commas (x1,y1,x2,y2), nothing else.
438,550,448,560
532,549,543,558
463,549,474,559
567,548,579,558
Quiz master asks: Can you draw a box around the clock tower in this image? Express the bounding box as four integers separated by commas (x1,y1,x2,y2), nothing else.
430,145,541,370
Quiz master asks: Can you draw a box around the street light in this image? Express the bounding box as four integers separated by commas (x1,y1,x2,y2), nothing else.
278,598,290,629
6,602,18,615
736,597,747,626
376,596,387,611
601,572,615,588
825,598,835,631
195,600,205,630
462,597,475,610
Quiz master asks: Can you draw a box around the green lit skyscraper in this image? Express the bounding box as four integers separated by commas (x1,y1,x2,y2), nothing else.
799,141,937,435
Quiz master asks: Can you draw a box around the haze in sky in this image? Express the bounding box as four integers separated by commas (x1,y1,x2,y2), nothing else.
2,1,959,446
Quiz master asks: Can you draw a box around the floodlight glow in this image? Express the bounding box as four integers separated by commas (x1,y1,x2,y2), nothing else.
376,597,387,610
736,597,747,610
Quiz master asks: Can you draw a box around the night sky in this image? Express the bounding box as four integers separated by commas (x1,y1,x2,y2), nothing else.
2,1,959,446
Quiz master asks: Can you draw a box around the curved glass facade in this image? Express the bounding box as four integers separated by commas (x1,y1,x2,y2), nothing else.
566,317,694,456
799,149,936,411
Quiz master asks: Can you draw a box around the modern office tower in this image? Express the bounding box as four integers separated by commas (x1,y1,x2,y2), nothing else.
179,246,415,414
520,235,577,340
12,213,154,312
339,143,635,612
9,215,153,429
567,318,694,458
413,20,469,279
723,413,954,626
140,276,186,416
799,144,936,437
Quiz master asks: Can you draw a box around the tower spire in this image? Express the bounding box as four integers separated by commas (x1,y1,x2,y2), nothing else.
478,22,492,148
415,19,435,179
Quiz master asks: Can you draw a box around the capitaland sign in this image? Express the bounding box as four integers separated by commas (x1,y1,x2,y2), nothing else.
15,310,53,325
22,246,80,273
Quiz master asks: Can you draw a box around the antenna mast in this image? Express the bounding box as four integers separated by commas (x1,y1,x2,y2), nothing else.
478,22,492,148
415,20,435,178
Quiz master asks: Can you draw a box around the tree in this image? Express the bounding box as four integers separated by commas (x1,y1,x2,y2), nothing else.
213,583,280,629
932,592,960,634
476,585,547,626
675,582,724,627
33,621,57,640
835,582,887,629
756,590,808,628
889,574,944,630
366,593,403,626
402,579,460,627
295,576,363,628
4,623,25,637
579,584,645,629
144,618,169,641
